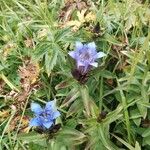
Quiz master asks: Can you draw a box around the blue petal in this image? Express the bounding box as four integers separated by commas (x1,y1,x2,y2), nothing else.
77,61,85,68
53,111,60,119
87,42,96,51
31,103,43,115
68,51,76,59
45,101,55,111
96,52,106,58
29,117,40,127
75,41,83,50
90,62,98,67
43,121,53,129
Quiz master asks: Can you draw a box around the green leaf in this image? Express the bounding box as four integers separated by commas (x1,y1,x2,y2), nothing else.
134,141,141,150
141,34,150,52
61,88,79,108
34,42,51,60
0,73,20,92
142,128,150,138
18,132,47,147
55,79,75,90
104,33,123,46
125,15,136,31
143,136,150,146
45,48,58,76
100,70,116,78
54,27,71,42
133,118,141,127
130,109,142,126
80,85,91,117
56,127,86,146
98,125,119,150
66,99,83,117
103,104,123,125
48,141,67,150
137,101,147,119
53,44,66,62
112,134,134,150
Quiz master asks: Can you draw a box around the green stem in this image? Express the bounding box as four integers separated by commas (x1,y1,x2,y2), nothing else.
99,77,103,112
79,85,90,117
117,80,131,144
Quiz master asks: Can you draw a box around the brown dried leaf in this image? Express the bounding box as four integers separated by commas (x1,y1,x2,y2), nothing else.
117,61,128,71
85,12,96,22
18,59,40,91
4,90,28,111
76,1,87,10
8,115,29,133
55,81,69,90
15,91,29,102
106,79,114,86
3,42,16,59
12,81,42,111
5,90,18,99
24,38,34,48
6,58,40,112
37,28,49,39
141,119,150,128
0,79,5,92
60,9,96,31
59,0,88,24
59,2,76,22
0,110,10,122
64,0,74,3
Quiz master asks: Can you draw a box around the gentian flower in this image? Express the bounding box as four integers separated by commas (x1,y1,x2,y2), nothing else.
30,100,60,129
69,41,106,75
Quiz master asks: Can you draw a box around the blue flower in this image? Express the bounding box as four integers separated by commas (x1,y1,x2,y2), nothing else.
29,100,60,129
69,42,106,74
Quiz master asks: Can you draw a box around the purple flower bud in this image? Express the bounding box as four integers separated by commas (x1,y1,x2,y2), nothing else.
69,42,106,75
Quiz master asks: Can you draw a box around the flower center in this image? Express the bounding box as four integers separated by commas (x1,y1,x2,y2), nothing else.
39,110,54,122
40,112,49,119
80,52,90,62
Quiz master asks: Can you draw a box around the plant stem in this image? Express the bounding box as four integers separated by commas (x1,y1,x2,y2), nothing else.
99,77,103,112
117,80,131,144
79,85,90,117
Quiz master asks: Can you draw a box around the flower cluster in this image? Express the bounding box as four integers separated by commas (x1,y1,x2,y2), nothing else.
30,100,60,129
69,41,106,83
29,41,106,129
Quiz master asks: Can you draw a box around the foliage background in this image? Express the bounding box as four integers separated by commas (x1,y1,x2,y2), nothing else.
0,0,150,149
